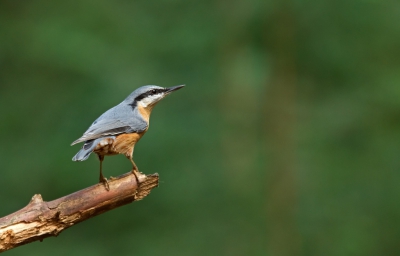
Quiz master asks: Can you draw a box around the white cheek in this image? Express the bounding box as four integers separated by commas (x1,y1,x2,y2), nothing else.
139,94,163,107
139,100,150,108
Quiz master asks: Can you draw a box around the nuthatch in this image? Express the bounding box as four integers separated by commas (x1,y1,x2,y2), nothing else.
71,85,185,190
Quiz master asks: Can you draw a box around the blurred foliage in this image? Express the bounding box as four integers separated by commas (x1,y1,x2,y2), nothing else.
0,0,399,255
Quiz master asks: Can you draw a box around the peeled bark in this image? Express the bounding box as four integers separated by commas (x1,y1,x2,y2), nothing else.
0,172,159,253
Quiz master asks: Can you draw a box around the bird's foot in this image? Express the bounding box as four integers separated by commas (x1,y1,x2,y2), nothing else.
100,177,110,191
131,169,146,183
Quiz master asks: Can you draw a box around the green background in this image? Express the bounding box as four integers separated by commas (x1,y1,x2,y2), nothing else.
1,1,399,255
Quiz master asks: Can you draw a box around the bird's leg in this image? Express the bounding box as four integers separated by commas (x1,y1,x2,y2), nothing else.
98,155,110,191
128,157,140,174
128,156,145,183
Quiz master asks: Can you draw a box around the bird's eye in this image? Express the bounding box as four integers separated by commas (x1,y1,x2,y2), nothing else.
151,89,157,94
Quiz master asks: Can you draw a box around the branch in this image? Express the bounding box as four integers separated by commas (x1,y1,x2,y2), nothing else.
0,172,159,253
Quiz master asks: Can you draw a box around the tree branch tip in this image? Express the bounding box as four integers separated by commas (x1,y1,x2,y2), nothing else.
134,173,159,200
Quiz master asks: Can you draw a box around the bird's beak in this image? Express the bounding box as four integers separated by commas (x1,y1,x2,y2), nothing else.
165,85,185,94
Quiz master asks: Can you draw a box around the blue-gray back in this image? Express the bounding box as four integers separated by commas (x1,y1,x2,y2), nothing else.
71,85,164,145
71,102,147,145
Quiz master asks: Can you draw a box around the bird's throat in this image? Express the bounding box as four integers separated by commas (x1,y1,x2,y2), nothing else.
137,105,153,123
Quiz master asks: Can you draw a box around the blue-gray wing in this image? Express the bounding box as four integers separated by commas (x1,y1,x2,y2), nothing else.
71,104,148,145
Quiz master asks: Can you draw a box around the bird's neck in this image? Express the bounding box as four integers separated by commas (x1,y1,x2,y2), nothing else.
137,104,154,123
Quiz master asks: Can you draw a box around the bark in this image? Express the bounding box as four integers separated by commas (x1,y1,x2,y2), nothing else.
0,172,159,253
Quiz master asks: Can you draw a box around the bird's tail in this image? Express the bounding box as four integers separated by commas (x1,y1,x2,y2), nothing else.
72,140,97,161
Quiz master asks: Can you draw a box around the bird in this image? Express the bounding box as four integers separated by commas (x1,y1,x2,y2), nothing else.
71,85,185,190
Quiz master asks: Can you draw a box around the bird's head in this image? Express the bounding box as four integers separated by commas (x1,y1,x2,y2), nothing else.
125,85,185,109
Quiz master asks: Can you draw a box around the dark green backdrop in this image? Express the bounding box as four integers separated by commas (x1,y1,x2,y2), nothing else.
1,1,399,255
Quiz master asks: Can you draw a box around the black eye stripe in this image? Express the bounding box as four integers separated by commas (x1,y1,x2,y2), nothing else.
149,89,162,95
134,88,166,101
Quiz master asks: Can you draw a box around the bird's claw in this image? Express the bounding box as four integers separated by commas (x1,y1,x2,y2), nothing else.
131,169,146,183
100,177,110,191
